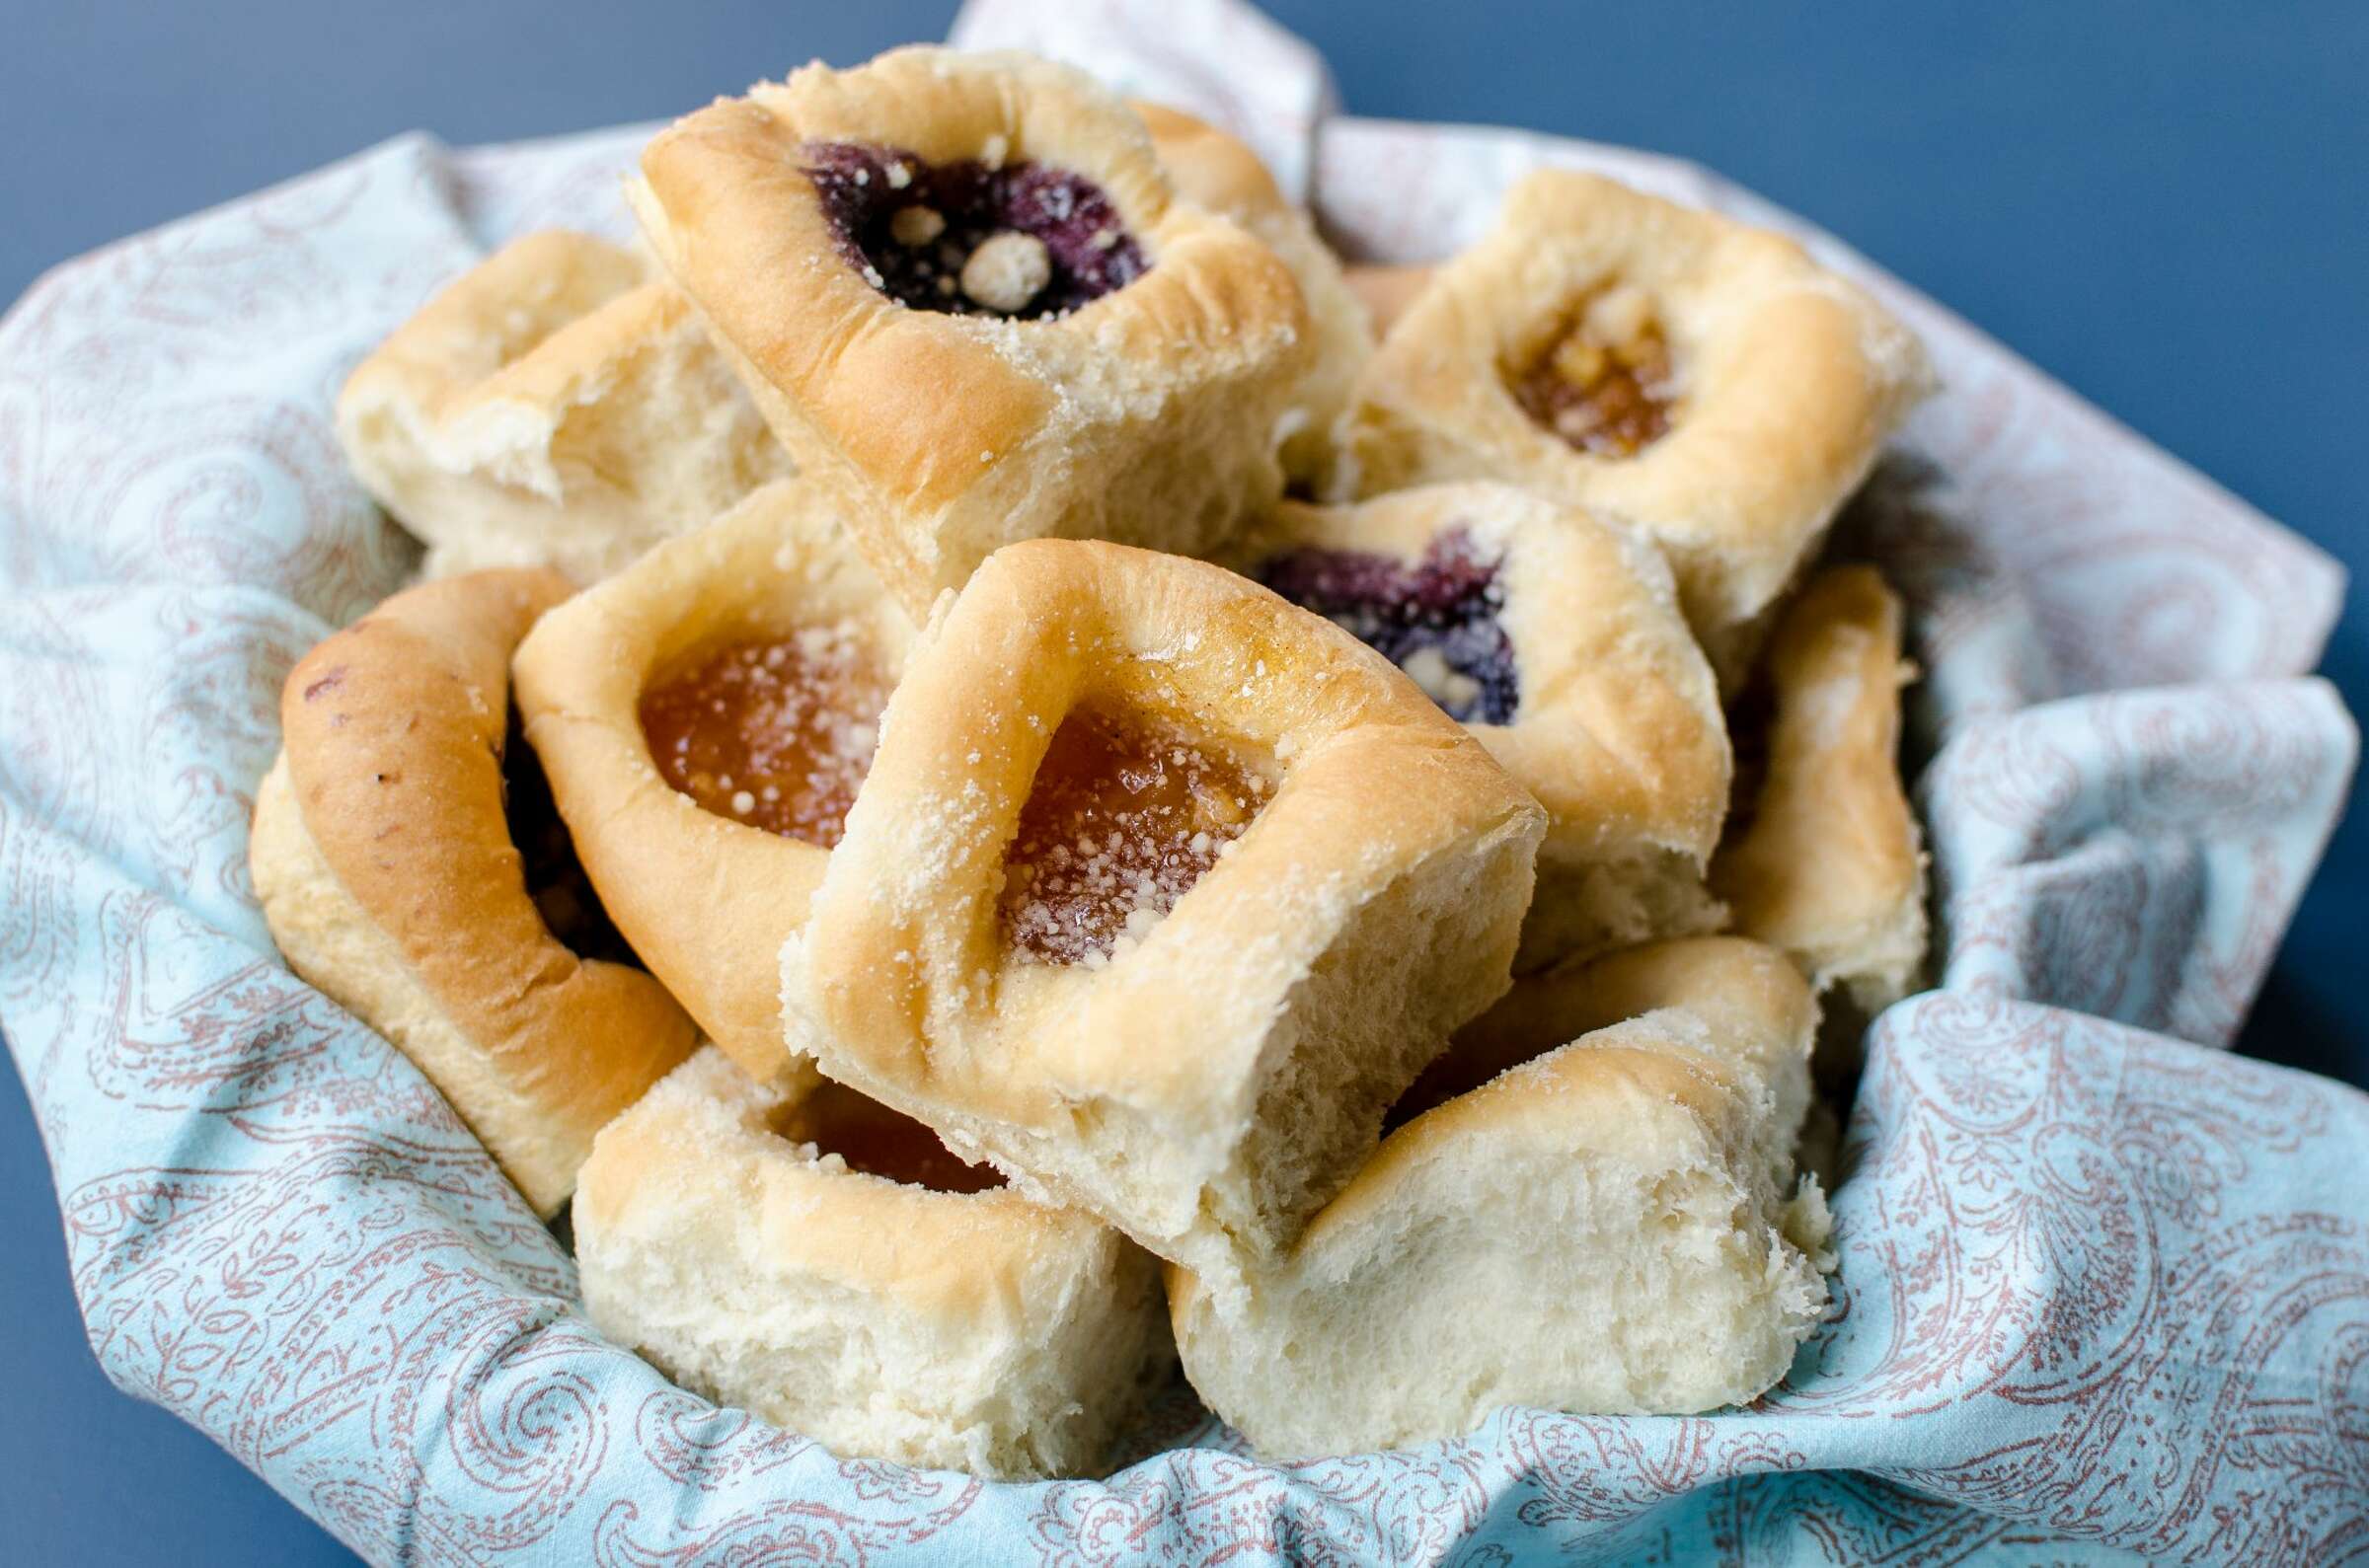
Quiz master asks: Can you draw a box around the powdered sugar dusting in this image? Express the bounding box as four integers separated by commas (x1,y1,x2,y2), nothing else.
999,705,1269,964
639,622,890,848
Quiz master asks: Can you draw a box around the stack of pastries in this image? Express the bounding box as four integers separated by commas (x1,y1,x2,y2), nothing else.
250,46,1933,1478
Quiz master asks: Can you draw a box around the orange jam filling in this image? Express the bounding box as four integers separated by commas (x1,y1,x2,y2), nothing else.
779,1080,1005,1194
1509,288,1677,458
638,628,889,849
1000,705,1270,966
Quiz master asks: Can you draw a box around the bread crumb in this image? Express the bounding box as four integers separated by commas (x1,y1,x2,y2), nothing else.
1400,646,1483,711
961,232,1051,314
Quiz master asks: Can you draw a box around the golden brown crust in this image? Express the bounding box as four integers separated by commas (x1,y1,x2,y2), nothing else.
633,49,1312,614
350,231,648,427
337,231,794,584
782,539,1544,1292
253,570,698,1214
1343,263,1434,340
1711,565,1929,1009
1131,101,1287,215
512,480,913,1083
1236,483,1730,968
1347,172,1932,685
1134,101,1370,493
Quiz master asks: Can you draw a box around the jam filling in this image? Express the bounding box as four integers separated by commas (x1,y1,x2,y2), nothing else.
503,709,638,966
638,627,889,849
777,1080,1005,1194
1259,528,1519,725
1000,706,1268,966
1508,286,1678,458
802,141,1149,319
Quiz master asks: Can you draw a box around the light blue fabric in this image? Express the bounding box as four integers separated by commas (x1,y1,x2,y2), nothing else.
2,9,2363,1558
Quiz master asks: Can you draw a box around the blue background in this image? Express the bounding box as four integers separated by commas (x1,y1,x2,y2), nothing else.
2,3,2361,1561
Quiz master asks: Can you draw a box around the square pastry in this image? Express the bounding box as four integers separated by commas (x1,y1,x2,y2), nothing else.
338,230,793,583
513,479,913,1083
251,569,698,1216
1348,172,1932,685
576,1047,1171,1480
1237,482,1732,972
1170,937,1829,1458
779,540,1544,1301
1713,564,1929,1015
631,47,1313,615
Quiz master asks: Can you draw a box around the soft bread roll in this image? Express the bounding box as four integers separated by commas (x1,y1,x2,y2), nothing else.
1347,171,1933,686
337,230,794,584
249,570,698,1215
630,47,1312,616
576,1047,1172,1480
1133,101,1370,494
512,479,912,1083
1713,564,1929,1013
1417,934,1819,1187
1169,936,1831,1459
1235,482,1731,971
780,540,1545,1303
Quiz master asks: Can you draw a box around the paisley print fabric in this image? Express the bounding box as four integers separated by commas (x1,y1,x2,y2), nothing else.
0,3,2359,1561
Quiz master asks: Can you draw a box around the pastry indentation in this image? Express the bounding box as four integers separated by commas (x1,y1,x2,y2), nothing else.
504,707,639,966
1000,705,1268,966
775,1079,1006,1194
1507,285,1679,458
639,628,889,848
1259,528,1518,725
802,141,1149,319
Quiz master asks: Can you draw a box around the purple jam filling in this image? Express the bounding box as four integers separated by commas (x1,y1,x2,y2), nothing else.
802,141,1149,319
1259,528,1519,725
502,706,639,968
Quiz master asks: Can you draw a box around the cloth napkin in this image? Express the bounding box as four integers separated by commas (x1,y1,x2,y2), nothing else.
0,1,2359,1561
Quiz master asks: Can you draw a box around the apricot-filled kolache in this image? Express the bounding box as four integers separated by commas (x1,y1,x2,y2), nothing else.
1348,170,1934,687
267,40,1935,1480
1507,286,1679,459
780,539,1547,1302
637,624,888,847
512,479,911,1084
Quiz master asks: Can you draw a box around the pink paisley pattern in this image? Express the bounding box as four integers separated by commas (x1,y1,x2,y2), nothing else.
0,2,2362,1562
1923,679,2353,1048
